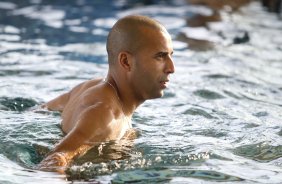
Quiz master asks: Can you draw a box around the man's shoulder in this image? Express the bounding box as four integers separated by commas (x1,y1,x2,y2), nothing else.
70,78,105,104
71,78,103,94
85,101,113,113
83,78,104,88
76,101,116,129
69,78,121,124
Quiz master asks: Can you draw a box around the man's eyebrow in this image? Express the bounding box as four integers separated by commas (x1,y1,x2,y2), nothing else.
154,51,173,56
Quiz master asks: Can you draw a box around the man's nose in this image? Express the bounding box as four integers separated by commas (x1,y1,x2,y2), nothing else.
165,56,175,74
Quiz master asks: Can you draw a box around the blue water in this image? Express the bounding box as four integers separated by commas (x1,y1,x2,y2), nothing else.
0,0,282,183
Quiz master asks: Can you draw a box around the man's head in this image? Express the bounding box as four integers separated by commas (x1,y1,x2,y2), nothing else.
106,15,175,101
107,15,168,65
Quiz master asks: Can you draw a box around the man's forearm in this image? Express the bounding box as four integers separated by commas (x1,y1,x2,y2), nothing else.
38,144,92,173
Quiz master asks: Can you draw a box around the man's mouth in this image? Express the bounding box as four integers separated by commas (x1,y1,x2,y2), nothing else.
160,80,169,89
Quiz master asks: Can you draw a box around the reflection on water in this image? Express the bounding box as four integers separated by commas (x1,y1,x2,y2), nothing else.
0,0,282,183
111,168,245,183
233,142,282,162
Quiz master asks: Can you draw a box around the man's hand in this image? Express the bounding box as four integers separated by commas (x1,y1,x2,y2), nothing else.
37,152,69,174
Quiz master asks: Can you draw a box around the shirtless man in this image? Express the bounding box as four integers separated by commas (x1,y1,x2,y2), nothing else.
38,15,175,173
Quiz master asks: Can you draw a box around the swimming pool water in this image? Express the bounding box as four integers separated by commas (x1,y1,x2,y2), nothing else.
0,0,282,183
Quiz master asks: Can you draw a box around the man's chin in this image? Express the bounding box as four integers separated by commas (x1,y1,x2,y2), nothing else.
148,91,164,100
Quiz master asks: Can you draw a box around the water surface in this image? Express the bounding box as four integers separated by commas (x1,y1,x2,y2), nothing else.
0,0,282,183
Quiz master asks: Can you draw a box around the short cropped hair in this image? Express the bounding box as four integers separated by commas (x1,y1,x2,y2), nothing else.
106,15,166,66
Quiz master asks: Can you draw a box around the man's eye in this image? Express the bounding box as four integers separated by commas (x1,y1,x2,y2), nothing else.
156,53,166,59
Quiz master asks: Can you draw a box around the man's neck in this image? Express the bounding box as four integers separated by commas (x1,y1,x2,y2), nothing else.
106,74,144,116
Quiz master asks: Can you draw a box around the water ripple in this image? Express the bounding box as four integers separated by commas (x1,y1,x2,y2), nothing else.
183,107,216,119
233,142,282,162
0,97,38,111
193,89,225,100
0,0,282,183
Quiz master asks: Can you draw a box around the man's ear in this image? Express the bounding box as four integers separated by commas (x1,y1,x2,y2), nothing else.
118,52,132,71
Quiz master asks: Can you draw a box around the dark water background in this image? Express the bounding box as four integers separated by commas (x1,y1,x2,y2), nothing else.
0,0,282,183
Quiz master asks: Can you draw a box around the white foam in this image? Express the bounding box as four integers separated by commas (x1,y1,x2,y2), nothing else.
117,4,212,18
0,2,17,9
45,21,63,29
180,27,222,42
187,5,213,16
117,5,188,17
93,18,117,28
12,6,65,28
172,40,188,50
60,43,107,56
92,28,108,36
153,16,186,30
69,26,88,33
1,25,20,34
64,19,81,26
0,34,20,41
208,22,235,33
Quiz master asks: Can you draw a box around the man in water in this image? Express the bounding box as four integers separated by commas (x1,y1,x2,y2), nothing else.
38,15,175,173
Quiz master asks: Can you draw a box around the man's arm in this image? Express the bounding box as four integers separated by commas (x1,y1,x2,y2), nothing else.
41,92,70,112
41,81,88,112
38,103,114,173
